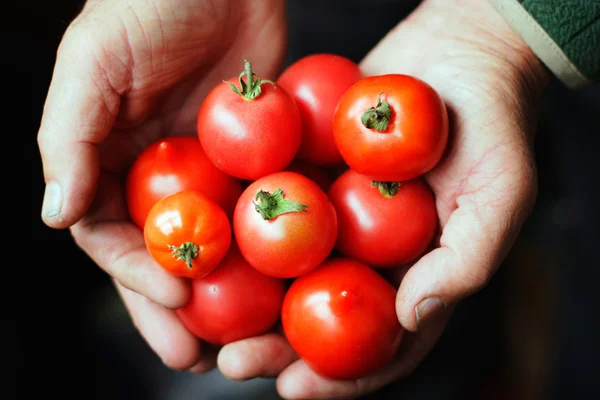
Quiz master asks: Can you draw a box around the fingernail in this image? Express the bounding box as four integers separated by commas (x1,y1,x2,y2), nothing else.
41,181,62,219
415,297,445,329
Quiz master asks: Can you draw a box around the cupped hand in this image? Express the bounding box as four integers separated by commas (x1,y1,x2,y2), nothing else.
37,0,286,370
215,0,548,398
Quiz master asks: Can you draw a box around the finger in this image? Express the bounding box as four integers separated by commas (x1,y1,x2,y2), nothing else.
115,281,202,370
396,173,536,332
37,21,121,229
218,333,299,381
71,174,190,309
276,307,453,400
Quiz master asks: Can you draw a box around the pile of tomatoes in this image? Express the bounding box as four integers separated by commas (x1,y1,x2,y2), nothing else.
125,54,448,380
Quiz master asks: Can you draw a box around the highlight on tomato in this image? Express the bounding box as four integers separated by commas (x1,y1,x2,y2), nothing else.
282,258,404,380
144,190,231,279
233,171,338,278
277,53,362,166
328,169,438,268
197,60,302,180
176,243,286,346
126,136,242,230
333,74,449,181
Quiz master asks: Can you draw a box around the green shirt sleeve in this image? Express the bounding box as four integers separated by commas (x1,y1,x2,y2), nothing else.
488,0,600,88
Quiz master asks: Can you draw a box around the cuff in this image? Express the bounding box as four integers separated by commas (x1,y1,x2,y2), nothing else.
488,0,592,89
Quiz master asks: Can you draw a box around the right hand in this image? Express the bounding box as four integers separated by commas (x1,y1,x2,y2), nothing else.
37,0,286,371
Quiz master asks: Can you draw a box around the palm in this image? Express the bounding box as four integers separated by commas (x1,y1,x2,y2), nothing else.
59,0,286,368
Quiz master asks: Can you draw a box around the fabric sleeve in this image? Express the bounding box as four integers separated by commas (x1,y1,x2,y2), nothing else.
487,0,600,88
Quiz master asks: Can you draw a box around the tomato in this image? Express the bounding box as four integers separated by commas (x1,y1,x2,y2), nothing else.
277,54,362,166
125,136,242,230
285,160,334,193
176,243,286,345
197,60,301,180
333,74,448,181
282,258,404,380
144,190,231,279
233,171,338,278
328,170,438,267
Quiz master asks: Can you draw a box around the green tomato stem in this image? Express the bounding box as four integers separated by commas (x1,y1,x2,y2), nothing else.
253,189,308,220
372,181,401,198
361,92,392,132
168,242,199,269
224,59,275,101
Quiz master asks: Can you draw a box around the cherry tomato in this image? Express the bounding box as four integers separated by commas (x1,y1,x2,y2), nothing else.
233,171,338,278
333,74,449,181
282,258,404,380
277,54,362,166
125,136,242,230
176,243,286,345
197,60,301,180
328,170,438,268
144,190,231,279
285,160,334,193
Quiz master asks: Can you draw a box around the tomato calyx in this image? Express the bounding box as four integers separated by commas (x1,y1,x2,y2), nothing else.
224,59,275,101
168,242,199,270
253,189,308,220
372,181,401,198
361,92,392,132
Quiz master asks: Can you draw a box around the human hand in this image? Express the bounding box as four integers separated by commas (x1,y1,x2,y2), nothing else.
37,0,286,371
214,0,548,397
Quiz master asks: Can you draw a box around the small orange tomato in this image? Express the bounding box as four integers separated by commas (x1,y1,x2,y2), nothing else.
144,190,231,279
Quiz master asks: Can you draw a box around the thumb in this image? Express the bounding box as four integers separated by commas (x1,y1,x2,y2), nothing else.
37,22,120,229
396,173,537,332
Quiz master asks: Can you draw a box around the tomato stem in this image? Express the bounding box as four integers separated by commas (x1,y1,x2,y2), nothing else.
253,189,308,220
361,92,392,132
168,242,199,270
224,59,275,101
372,181,401,198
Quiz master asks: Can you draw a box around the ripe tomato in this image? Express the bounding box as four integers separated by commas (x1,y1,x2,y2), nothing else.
285,160,334,193
144,190,231,279
125,137,242,230
233,171,338,278
282,258,404,380
328,170,438,268
333,74,448,181
197,60,301,180
277,54,362,166
176,243,286,345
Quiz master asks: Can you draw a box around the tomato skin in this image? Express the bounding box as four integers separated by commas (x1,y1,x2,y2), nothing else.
328,170,438,268
176,243,286,345
197,78,302,180
233,171,338,278
144,190,231,279
282,258,404,380
277,54,362,166
285,160,334,193
333,74,448,181
125,136,242,230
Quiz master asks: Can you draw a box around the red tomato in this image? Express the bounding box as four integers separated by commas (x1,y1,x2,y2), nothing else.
282,258,404,380
233,171,338,278
333,74,448,181
176,243,286,345
197,60,301,180
328,170,438,268
125,136,242,230
277,54,362,166
144,190,231,279
285,160,334,193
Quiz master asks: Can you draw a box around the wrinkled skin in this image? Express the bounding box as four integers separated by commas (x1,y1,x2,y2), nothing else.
38,0,548,397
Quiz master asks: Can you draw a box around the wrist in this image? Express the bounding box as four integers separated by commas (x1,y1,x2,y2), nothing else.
417,0,549,94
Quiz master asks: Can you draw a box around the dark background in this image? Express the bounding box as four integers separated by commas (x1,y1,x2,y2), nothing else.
16,0,600,399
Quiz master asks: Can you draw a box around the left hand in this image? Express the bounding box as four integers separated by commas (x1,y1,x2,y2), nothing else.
216,0,549,398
